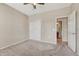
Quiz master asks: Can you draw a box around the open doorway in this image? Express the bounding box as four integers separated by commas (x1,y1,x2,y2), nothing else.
56,17,68,46
57,20,62,45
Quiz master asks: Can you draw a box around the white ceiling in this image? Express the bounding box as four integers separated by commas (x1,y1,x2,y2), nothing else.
6,3,71,16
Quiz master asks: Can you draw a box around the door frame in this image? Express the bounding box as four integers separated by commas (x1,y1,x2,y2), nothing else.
56,16,68,45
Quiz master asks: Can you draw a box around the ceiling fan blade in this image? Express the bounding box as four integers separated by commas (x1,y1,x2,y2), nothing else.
33,5,36,9
38,3,45,5
23,3,45,9
24,3,29,5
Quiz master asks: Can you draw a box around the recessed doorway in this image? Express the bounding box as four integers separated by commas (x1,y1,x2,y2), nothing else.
57,20,62,45
56,17,68,46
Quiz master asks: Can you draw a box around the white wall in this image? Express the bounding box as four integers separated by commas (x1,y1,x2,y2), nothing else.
41,17,56,44
29,19,41,41
0,4,29,48
29,6,71,44
62,18,68,42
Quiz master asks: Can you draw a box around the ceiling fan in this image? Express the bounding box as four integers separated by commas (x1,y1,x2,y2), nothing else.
23,3,45,9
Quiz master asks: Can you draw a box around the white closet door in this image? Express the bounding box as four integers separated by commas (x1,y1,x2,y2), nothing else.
30,20,41,41
68,11,76,52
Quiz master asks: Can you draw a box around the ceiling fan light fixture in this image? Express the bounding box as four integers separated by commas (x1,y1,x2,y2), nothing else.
23,3,45,9
33,3,36,5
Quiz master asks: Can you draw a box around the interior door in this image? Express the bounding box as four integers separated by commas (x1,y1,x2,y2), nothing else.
68,11,76,52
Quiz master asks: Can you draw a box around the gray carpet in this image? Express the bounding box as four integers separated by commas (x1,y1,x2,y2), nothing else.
0,40,77,56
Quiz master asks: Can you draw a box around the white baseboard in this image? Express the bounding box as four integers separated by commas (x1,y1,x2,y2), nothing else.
63,40,68,42
0,39,56,50
77,51,79,56
29,39,56,45
0,39,28,50
77,53,79,56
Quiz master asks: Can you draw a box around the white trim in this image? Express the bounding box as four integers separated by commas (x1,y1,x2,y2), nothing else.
0,39,56,50
29,39,56,45
77,53,79,56
55,16,68,44
56,16,68,19
0,39,28,50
